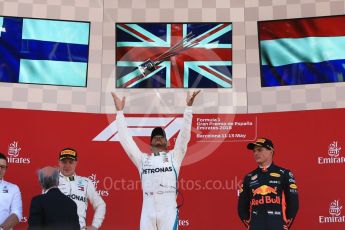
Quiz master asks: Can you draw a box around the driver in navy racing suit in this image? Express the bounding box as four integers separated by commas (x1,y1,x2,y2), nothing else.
238,138,299,230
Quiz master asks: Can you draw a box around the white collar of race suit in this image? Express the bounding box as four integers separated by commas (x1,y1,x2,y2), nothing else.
259,163,271,169
152,151,168,156
59,172,77,181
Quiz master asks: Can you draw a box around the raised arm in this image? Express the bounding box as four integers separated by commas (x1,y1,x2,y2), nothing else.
111,92,142,169
186,90,201,107
173,90,200,163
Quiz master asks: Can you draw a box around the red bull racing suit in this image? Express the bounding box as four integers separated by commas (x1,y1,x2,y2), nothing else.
238,164,299,230
116,107,192,230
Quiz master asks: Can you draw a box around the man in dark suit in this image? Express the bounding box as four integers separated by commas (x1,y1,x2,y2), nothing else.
28,166,80,230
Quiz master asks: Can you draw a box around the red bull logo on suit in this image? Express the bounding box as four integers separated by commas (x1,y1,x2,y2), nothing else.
251,185,281,206
252,185,277,196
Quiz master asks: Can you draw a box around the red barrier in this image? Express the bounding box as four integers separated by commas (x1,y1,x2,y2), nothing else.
1,108,344,229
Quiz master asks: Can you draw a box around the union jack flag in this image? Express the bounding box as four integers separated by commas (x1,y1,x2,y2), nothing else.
116,23,232,88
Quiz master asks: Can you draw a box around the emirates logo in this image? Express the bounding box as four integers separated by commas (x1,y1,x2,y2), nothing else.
328,141,341,157
8,141,21,157
88,174,100,190
329,200,342,216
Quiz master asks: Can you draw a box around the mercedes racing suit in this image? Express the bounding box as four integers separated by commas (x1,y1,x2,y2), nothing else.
59,174,106,229
238,164,299,230
116,107,192,230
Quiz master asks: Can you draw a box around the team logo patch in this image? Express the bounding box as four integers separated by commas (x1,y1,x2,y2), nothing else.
270,173,281,178
252,185,277,196
251,174,258,180
2,186,8,193
77,179,85,191
289,178,296,183
269,180,280,184
143,156,152,167
162,153,169,163
290,184,298,189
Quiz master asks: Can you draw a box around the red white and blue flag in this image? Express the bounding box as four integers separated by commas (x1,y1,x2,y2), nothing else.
259,15,345,87
78,185,85,191
116,23,232,88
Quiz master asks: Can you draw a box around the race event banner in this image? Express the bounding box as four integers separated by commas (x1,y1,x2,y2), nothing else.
1,108,344,229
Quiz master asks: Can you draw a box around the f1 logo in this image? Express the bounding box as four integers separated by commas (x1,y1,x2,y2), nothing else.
93,117,183,142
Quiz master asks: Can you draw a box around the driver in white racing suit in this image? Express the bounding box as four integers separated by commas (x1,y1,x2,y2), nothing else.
112,91,200,230
58,148,106,230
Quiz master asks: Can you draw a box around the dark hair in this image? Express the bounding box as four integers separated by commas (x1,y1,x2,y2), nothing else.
151,127,167,142
0,153,7,163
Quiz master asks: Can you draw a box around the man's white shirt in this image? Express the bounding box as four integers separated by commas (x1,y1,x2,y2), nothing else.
0,180,22,227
